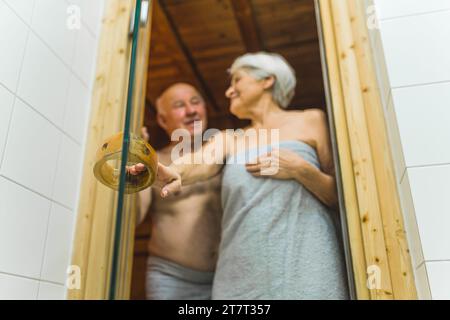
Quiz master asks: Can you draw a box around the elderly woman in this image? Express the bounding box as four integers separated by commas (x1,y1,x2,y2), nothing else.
132,52,348,299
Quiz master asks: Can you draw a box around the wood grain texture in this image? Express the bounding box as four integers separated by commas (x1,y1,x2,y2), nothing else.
69,0,152,300
317,0,370,300
145,0,325,137
68,0,133,299
318,0,417,300
348,0,416,299
230,0,263,52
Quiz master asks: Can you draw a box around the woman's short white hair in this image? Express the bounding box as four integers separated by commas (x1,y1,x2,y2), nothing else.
229,52,296,108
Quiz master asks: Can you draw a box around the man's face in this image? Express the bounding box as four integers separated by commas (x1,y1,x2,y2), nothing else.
157,84,207,136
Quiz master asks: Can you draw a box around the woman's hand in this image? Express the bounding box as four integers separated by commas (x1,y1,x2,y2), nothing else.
245,148,305,180
154,163,182,197
127,162,181,198
126,127,182,197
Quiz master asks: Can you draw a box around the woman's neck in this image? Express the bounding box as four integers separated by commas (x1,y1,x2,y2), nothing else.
249,95,283,129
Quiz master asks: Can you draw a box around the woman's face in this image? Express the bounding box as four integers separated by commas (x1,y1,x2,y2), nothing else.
225,69,267,118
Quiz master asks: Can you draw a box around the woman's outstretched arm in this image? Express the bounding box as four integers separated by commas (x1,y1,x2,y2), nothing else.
169,130,228,186
129,130,229,198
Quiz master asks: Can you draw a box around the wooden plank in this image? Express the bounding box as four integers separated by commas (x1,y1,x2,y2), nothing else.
317,0,370,300
252,0,317,50
230,0,263,52
120,0,154,299
130,253,148,299
69,0,152,300
158,0,219,112
146,1,215,113
68,0,134,300
319,0,417,300
329,0,394,299
347,0,417,299
145,0,326,131
83,0,137,299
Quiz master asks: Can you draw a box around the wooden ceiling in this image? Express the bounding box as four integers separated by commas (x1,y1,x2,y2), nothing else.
144,0,326,149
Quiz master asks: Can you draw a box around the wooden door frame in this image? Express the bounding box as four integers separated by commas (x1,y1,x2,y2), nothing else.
69,0,417,300
315,0,417,299
68,0,153,300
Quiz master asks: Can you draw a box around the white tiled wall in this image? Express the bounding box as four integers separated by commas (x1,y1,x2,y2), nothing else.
0,0,104,300
392,83,450,167
0,273,39,300
378,10,450,88
374,0,450,20
426,261,450,300
369,0,450,299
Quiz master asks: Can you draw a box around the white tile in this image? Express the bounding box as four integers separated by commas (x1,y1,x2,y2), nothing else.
41,203,74,284
0,1,29,92
31,0,77,66
0,273,39,300
72,25,97,87
385,95,406,181
415,263,431,300
17,32,70,127
38,281,66,300
4,0,36,24
0,86,15,165
67,0,105,36
408,165,450,261
399,171,424,269
392,82,450,167
83,0,105,36
52,136,81,209
1,99,61,198
63,74,90,143
379,11,450,88
374,0,450,20
426,261,450,300
0,177,50,278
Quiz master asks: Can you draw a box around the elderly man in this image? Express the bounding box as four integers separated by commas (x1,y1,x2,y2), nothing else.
135,83,222,300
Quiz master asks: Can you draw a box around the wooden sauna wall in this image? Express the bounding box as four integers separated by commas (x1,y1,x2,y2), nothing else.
131,0,330,299
142,0,326,149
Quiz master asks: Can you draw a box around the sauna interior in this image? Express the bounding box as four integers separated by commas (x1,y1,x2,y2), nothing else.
130,0,346,299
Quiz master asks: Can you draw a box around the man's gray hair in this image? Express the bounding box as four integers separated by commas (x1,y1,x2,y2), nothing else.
229,52,296,108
